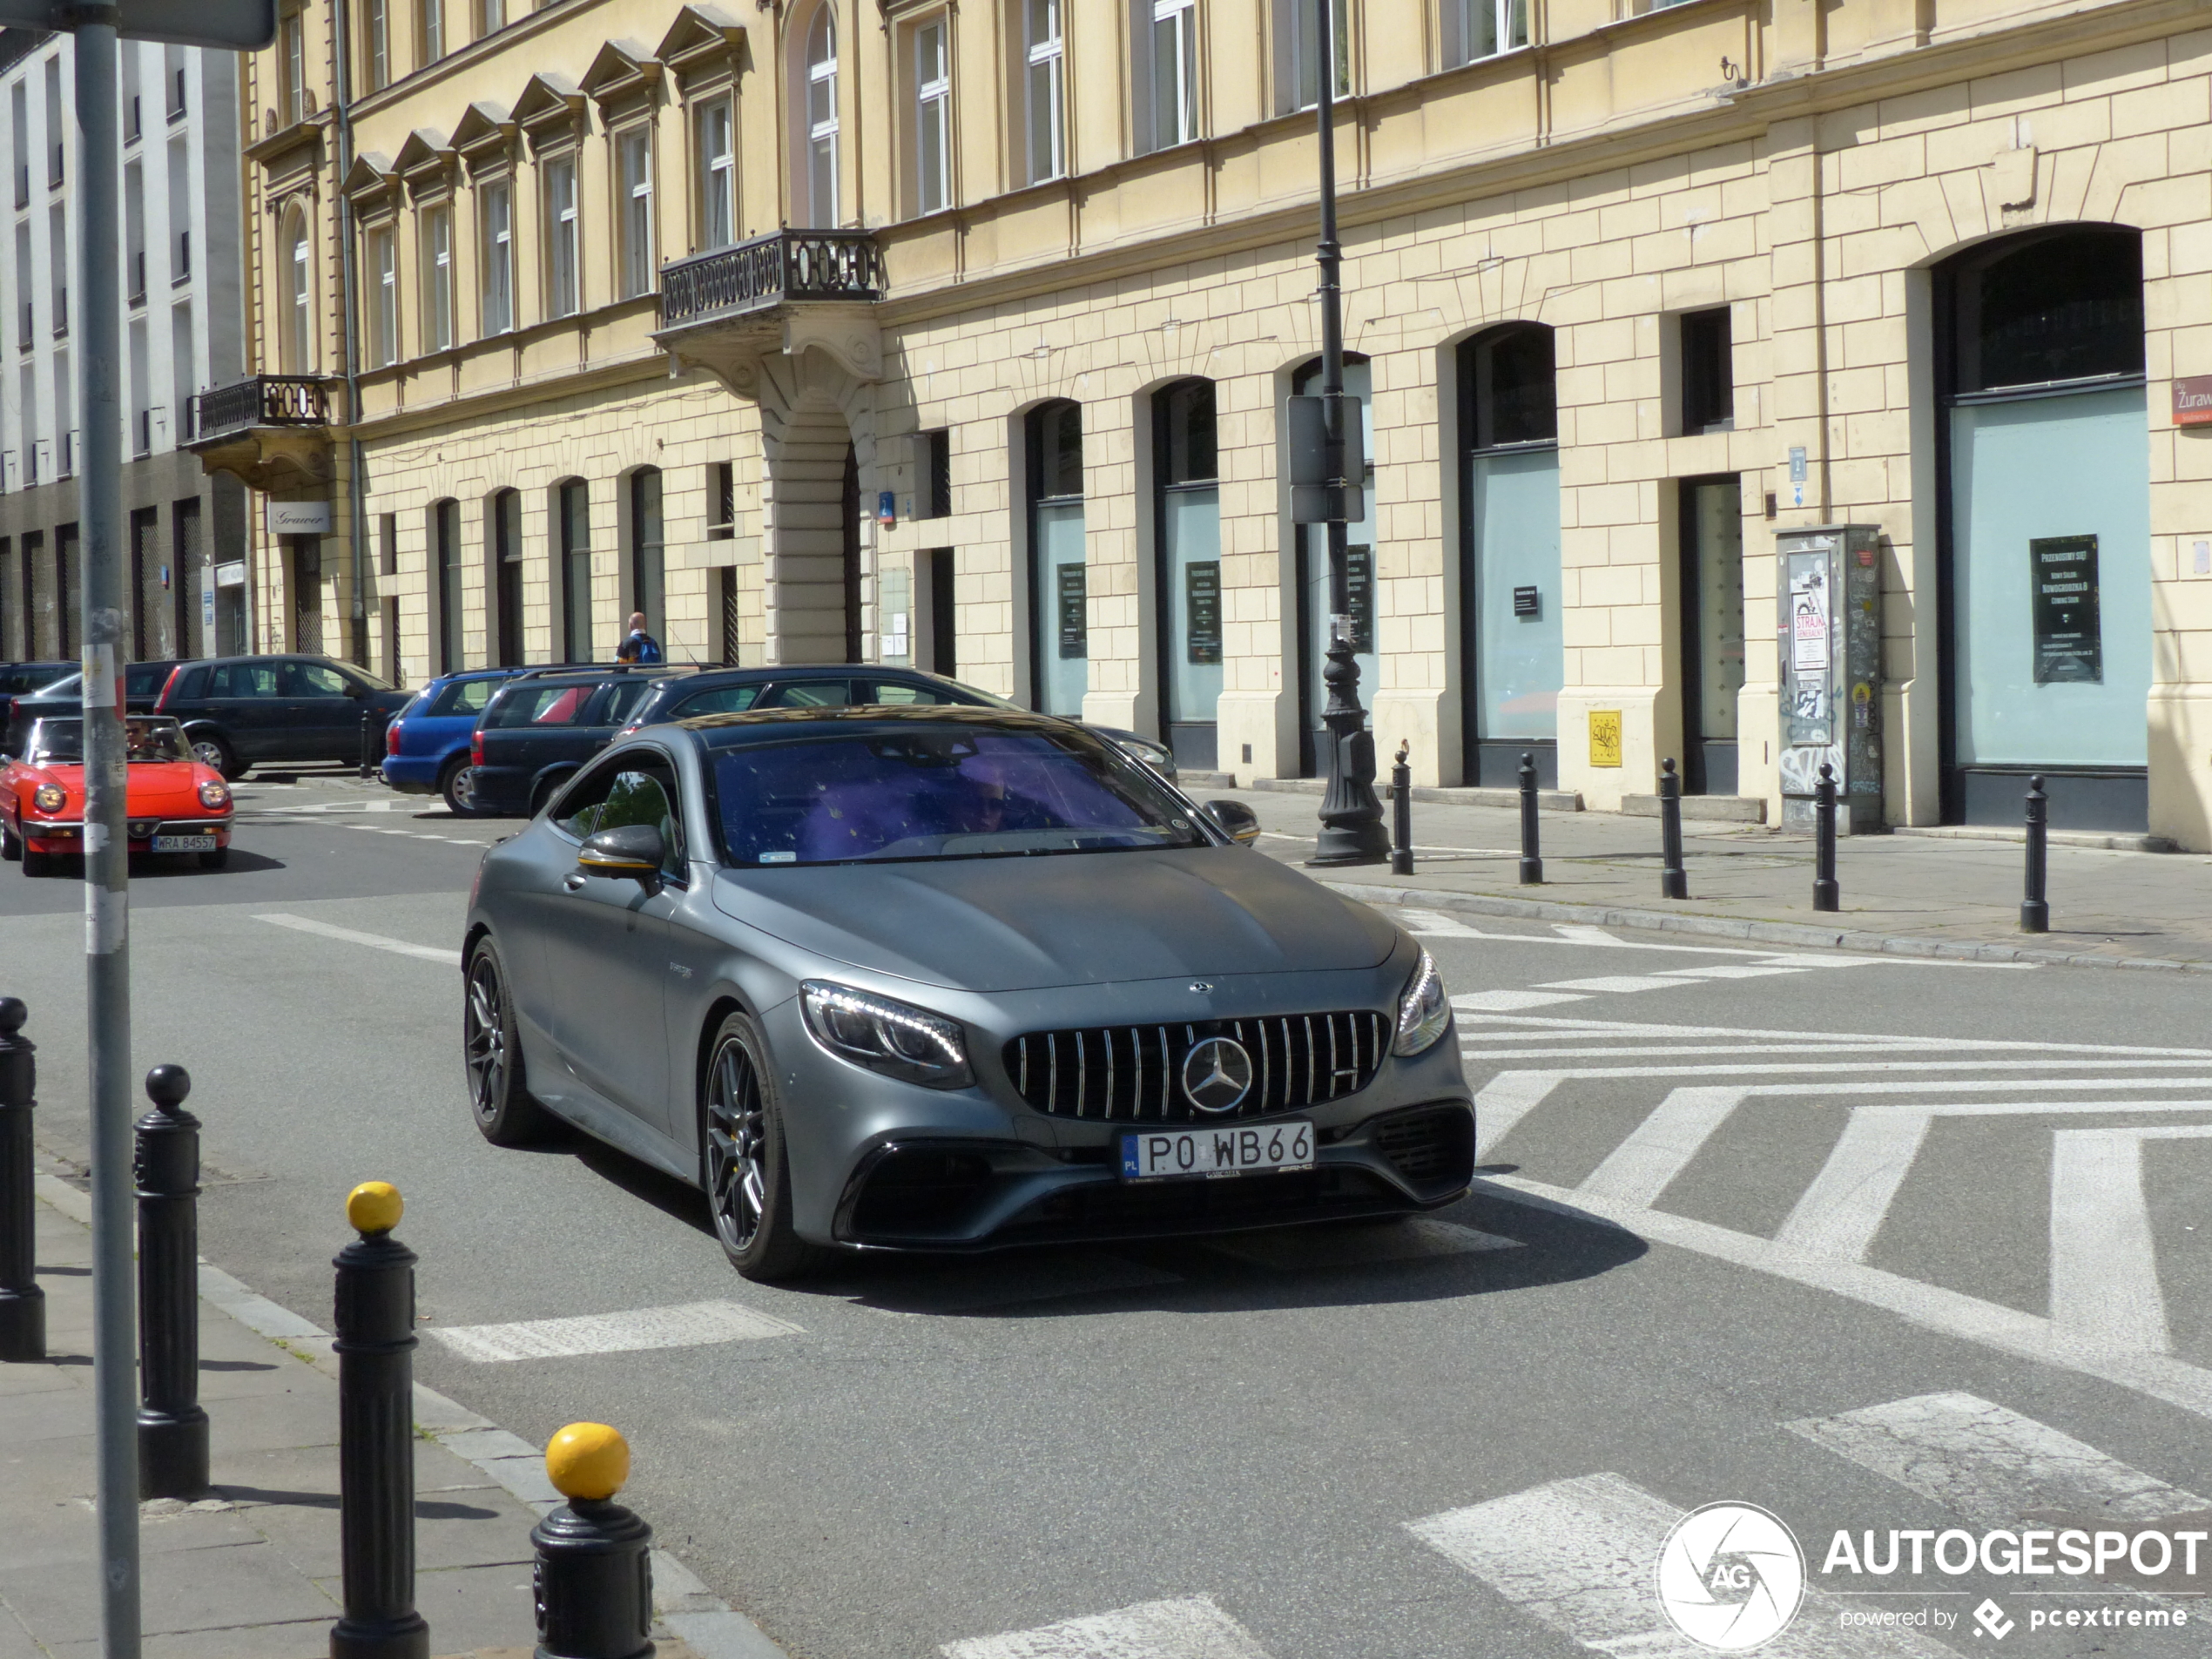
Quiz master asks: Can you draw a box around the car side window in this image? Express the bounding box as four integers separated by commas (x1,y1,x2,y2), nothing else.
865,681,962,706
757,680,854,709
673,685,761,718
211,664,282,698
598,678,655,725
287,662,352,698
556,755,687,877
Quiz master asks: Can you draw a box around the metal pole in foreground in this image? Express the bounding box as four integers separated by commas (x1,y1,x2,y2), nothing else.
1658,759,1689,900
1812,762,1840,913
0,997,43,1362
74,17,140,1654
2021,774,2049,934
1389,742,1413,876
332,1182,428,1659
135,1066,206,1499
1307,0,1388,867
1517,752,1543,886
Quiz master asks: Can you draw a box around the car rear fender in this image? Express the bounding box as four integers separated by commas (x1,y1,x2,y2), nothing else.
527,762,581,813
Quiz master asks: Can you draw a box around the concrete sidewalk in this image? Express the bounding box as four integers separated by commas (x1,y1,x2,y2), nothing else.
1227,783,2212,969
1,1177,773,1658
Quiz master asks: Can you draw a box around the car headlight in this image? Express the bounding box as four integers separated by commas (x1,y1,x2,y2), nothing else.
198,780,231,810
1393,948,1450,1056
30,784,65,814
800,980,974,1089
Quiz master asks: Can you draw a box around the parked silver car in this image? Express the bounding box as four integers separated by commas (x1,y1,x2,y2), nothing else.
461,705,1474,1280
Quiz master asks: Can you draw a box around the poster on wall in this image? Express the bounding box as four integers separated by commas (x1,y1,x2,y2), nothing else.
1056,564,1088,658
1790,565,1831,671
2030,534,2102,685
1185,561,1222,664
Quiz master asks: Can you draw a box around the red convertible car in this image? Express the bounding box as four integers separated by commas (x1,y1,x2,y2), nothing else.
1,714,234,875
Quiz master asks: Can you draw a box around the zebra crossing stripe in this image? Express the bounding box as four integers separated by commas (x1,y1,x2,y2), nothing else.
1453,1011,2212,1056
940,1595,1275,1659
1453,989,1591,1011
2050,1125,2212,1353
1406,1472,1951,1657
1785,1392,2209,1525
428,1298,802,1362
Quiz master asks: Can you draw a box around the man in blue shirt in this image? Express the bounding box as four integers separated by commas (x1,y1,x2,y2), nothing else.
615,612,664,664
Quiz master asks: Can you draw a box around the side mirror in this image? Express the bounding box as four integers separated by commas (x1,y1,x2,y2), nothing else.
577,823,666,882
1203,799,1261,846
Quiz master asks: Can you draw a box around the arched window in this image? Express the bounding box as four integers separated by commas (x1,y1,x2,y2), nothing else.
1289,354,1373,777
1027,400,1085,718
283,208,313,372
1458,322,1561,786
1939,226,2148,829
803,5,839,225
490,488,523,666
628,467,664,633
1154,378,1220,768
431,498,463,674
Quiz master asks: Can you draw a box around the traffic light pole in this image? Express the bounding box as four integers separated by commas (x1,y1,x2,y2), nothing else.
1308,0,1388,867
74,15,143,1655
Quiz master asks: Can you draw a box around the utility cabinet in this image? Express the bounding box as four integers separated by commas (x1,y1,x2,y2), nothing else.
1775,524,1884,833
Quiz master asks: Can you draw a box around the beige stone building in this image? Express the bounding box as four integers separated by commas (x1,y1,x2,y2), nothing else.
198,0,2212,845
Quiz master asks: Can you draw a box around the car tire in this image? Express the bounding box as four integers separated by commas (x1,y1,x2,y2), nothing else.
192,733,246,782
701,1011,826,1284
439,758,478,818
0,819,17,862
197,847,228,870
463,938,559,1148
20,846,51,877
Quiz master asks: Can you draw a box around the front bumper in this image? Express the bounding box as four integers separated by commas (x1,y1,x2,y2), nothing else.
25,816,233,853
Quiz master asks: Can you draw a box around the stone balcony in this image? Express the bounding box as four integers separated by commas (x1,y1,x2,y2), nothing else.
185,374,335,491
653,228,887,390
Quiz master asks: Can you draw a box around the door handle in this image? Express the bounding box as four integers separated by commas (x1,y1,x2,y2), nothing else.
562,873,587,892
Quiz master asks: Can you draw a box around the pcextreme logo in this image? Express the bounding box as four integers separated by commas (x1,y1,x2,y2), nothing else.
1656,1502,1808,1650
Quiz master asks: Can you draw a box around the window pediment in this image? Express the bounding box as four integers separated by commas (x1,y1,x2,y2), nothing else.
581,38,663,112
450,100,517,161
657,3,745,72
511,71,587,139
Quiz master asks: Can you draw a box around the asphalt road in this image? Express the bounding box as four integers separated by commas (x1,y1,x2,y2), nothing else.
6,772,2212,1658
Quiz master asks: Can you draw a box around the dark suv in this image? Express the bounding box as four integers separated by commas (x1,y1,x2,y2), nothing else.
468,666,691,817
154,654,411,779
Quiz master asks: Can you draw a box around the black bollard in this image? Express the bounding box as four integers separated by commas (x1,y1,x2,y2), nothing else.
0,997,43,1362
2021,774,2049,934
1517,752,1543,886
359,708,377,781
332,1182,428,1659
1658,758,1689,900
1389,742,1414,877
136,1064,207,1498
533,1422,656,1659
1812,763,1840,914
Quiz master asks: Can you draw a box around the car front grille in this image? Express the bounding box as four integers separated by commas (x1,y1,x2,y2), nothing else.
1005,1011,1391,1124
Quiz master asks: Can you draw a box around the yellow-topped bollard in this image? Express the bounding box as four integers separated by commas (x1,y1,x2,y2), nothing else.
546,1421,631,1502
345,1180,403,1236
533,1420,656,1657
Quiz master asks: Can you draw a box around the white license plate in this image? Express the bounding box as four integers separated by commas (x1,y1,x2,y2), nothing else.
1119,1121,1315,1182
150,835,216,852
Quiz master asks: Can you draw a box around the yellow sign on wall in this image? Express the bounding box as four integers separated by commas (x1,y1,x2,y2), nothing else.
1588,710,1623,767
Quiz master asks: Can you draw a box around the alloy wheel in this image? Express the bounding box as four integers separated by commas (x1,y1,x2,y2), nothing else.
705,1036,767,1254
463,954,507,1121
192,738,228,773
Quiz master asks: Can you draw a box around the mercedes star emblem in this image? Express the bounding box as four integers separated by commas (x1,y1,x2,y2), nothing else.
1181,1035,1254,1114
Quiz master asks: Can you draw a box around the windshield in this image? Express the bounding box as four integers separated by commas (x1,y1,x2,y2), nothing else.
26,717,188,764
713,726,1206,867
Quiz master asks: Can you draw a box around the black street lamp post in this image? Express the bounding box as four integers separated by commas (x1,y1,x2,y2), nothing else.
1307,0,1389,867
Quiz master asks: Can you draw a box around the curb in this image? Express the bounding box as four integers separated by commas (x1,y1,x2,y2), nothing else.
30,1163,787,1659
1313,877,2212,975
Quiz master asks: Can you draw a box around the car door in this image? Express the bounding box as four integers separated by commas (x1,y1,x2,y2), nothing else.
207,661,289,760
282,660,360,759
536,750,685,1134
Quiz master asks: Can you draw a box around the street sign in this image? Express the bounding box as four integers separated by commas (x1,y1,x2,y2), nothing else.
0,0,273,48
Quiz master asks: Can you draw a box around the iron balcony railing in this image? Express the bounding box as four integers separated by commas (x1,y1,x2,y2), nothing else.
188,374,329,442
658,228,884,328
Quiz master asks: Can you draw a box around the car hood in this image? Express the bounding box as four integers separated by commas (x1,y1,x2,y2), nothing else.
711,847,1399,992
7,761,223,815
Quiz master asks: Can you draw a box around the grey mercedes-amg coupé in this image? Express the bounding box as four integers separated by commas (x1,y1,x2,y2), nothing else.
461,705,1475,1280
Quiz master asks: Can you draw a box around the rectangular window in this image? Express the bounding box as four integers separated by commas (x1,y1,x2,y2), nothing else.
12,84,27,207
707,460,734,539
280,10,307,126
123,48,140,141
1442,0,1527,65
367,0,388,91
1282,0,1350,111
545,154,578,316
168,138,190,280
1681,307,1734,434
44,57,62,185
717,566,738,664
53,349,71,477
421,0,443,64
617,129,654,299
475,0,502,37
1145,0,1198,152
479,181,512,335
48,204,65,337
422,205,454,352
913,17,950,216
921,428,950,518
165,47,186,118
13,226,27,349
366,225,397,365
695,98,734,250
125,163,146,302
1024,0,1064,185
171,300,194,424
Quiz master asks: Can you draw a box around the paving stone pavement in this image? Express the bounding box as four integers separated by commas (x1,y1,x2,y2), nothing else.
0,1192,719,1659
1228,785,2212,968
